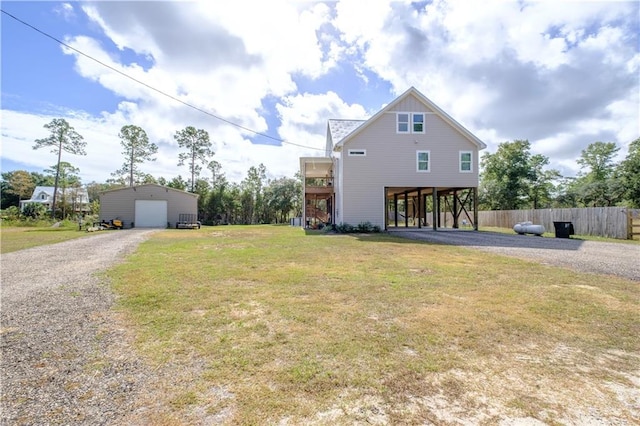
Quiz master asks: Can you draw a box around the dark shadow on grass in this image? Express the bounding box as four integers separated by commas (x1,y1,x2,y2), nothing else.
385,229,586,251
303,227,586,252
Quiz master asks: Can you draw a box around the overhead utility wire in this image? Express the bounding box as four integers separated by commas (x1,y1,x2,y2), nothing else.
1,9,323,151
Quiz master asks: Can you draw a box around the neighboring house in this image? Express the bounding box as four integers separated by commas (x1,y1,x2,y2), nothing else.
99,184,198,228
300,87,487,231
19,186,89,214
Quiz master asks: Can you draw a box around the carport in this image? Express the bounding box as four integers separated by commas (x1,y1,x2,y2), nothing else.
385,186,478,231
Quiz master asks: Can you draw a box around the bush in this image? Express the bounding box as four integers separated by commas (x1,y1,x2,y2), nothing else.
1,206,21,221
22,203,47,219
334,222,381,234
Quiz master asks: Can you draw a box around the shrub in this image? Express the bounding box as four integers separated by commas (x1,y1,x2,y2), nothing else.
1,206,21,221
334,222,381,234
22,203,47,219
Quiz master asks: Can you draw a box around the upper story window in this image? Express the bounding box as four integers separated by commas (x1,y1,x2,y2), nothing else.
348,149,366,156
417,150,430,172
397,113,425,134
397,113,409,133
460,151,472,172
412,114,425,133
40,194,47,200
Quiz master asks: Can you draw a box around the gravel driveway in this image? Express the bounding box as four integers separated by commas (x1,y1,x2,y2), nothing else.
1,229,156,425
391,229,640,281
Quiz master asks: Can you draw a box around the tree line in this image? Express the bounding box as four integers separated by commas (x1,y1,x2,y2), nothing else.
1,118,303,224
479,138,640,210
1,118,639,223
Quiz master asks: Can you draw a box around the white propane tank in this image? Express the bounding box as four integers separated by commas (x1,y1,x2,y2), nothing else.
513,221,545,236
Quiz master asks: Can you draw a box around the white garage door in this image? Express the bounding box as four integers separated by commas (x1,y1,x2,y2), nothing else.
135,200,168,228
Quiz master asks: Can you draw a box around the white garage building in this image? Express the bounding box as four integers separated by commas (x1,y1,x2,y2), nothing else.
99,184,198,228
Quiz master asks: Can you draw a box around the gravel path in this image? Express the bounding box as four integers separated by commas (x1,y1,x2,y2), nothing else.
391,229,640,281
1,229,156,425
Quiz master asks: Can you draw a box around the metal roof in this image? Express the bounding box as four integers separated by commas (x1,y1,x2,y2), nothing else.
328,119,366,146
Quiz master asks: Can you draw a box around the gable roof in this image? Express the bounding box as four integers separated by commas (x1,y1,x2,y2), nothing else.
99,183,199,198
27,186,88,200
31,186,54,198
328,119,366,143
332,86,486,151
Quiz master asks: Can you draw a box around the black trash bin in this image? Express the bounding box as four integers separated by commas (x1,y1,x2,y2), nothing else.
553,221,574,238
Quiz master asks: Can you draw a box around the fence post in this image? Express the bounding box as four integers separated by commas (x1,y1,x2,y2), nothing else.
627,208,633,240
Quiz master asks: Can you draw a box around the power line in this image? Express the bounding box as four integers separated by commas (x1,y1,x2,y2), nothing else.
1,8,324,151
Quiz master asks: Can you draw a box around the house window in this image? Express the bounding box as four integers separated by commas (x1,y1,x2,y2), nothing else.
417,150,430,172
397,113,409,133
412,113,425,133
398,113,426,134
40,194,46,200
348,149,366,156
460,151,472,172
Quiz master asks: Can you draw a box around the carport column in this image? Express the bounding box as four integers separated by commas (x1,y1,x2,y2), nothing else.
423,194,428,226
394,193,398,227
453,191,459,229
417,189,422,229
432,188,437,231
473,187,479,231
404,191,409,227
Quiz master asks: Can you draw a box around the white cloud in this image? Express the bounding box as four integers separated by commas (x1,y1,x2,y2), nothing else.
331,0,639,173
53,3,76,22
276,91,369,147
2,0,638,187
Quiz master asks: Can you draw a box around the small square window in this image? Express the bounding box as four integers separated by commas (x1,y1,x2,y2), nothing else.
397,113,409,133
417,150,430,172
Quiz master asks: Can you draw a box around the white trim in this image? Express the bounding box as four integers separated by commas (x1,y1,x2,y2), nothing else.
416,150,431,172
348,149,367,156
459,150,473,173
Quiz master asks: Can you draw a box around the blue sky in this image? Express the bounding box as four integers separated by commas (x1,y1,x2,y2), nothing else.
2,0,638,184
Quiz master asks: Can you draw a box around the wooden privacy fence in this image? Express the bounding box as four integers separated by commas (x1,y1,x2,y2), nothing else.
474,207,640,240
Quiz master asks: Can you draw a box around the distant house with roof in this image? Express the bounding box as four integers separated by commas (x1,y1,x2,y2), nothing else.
299,86,487,231
20,186,90,215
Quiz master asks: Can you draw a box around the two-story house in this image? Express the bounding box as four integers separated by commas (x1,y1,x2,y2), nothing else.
20,186,90,214
300,87,486,231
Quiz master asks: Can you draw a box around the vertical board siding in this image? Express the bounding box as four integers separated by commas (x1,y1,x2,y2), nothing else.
474,207,640,239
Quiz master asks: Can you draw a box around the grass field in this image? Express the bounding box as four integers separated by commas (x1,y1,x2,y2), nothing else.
105,225,639,425
0,223,92,254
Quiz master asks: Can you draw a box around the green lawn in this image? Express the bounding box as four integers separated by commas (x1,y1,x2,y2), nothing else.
108,225,640,425
0,224,93,254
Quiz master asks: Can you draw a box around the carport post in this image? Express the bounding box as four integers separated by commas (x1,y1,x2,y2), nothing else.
473,187,479,231
404,191,409,227
432,188,437,231
417,189,422,229
394,193,398,227
453,191,459,229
